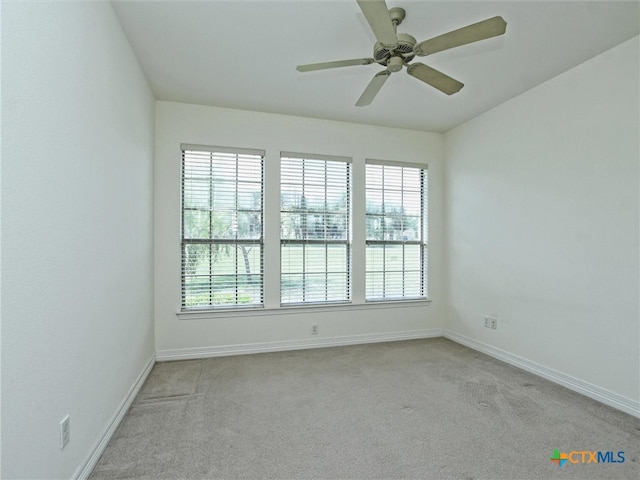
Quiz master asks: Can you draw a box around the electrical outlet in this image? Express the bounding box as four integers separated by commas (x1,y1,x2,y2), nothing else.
490,316,497,330
311,324,318,335
60,415,70,449
484,315,491,328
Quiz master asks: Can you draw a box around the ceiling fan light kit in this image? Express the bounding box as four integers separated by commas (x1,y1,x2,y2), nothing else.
296,0,507,106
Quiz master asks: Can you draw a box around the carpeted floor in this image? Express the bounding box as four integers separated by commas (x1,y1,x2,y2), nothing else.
89,338,640,479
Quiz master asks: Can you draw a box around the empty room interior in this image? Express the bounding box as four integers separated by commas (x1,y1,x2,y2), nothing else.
2,0,639,479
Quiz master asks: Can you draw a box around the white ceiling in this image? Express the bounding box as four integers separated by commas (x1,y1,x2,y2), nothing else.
112,0,640,133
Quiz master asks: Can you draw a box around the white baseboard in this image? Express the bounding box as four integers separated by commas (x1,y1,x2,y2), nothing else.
443,330,640,418
74,353,156,480
156,329,443,361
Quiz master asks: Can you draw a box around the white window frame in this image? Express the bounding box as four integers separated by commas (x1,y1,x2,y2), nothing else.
365,159,427,301
280,152,352,306
180,144,264,311
177,148,430,319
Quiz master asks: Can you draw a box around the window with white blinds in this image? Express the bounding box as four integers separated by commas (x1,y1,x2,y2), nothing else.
181,145,264,309
280,153,351,305
365,161,427,301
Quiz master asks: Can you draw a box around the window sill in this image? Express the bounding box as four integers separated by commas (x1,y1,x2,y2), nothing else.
177,298,431,320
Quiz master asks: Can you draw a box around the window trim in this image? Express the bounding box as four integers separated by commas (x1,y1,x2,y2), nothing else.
176,298,430,320
280,152,353,306
176,144,430,318
180,144,265,311
181,143,264,157
365,160,428,302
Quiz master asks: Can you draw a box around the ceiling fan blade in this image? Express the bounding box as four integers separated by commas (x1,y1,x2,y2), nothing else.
407,63,463,95
414,16,507,56
297,58,375,72
356,0,398,47
356,70,391,106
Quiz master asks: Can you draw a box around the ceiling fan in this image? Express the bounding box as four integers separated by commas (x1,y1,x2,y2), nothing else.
296,0,507,106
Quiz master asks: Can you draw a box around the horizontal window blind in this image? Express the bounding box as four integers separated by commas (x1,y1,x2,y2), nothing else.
281,154,351,305
181,146,264,309
366,162,427,300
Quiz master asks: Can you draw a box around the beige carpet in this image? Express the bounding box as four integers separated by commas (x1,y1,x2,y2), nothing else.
89,338,640,479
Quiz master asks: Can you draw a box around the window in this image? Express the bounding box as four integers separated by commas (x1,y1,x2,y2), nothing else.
178,144,428,314
280,153,351,305
365,161,427,300
181,144,264,309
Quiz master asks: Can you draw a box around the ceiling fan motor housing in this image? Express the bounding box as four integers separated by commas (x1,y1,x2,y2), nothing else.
374,33,416,67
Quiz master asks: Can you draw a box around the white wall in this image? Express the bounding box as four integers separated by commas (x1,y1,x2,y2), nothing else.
1,2,155,478
444,37,639,407
155,102,444,355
